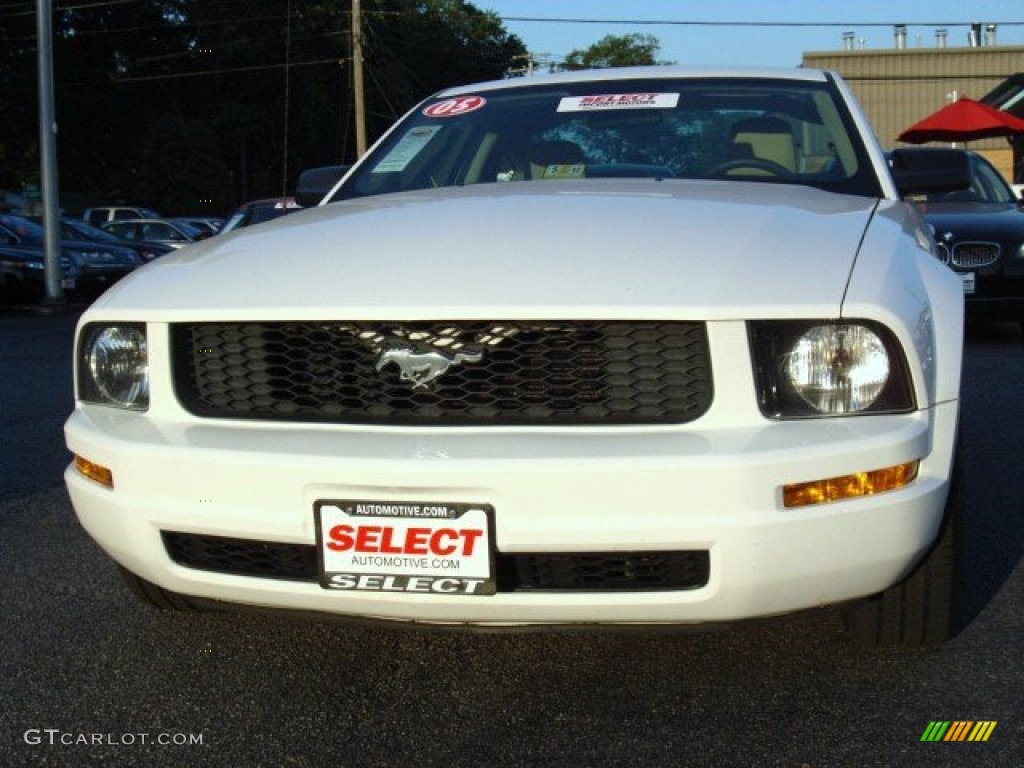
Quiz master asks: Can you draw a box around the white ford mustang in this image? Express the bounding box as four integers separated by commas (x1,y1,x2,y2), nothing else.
65,67,970,646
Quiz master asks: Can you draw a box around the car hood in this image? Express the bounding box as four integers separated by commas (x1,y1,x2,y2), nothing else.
61,238,138,265
0,244,47,263
92,181,879,320
916,201,1024,242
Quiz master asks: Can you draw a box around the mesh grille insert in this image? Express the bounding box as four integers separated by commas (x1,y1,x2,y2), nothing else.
171,321,712,426
497,551,710,592
162,532,710,593
163,532,317,582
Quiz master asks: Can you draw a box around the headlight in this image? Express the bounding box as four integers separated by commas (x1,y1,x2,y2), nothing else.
0,259,44,270
750,320,915,419
77,323,149,410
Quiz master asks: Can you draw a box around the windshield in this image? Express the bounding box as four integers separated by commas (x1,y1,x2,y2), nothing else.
0,214,46,245
335,76,881,202
167,222,202,238
919,153,1017,204
64,220,121,242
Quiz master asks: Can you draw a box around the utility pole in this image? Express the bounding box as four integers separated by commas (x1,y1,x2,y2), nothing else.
506,53,551,78
37,0,63,304
352,0,366,156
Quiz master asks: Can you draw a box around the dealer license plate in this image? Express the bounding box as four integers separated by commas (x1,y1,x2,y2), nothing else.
961,272,976,295
315,500,495,595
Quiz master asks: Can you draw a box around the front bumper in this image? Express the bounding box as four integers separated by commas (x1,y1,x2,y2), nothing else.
64,398,960,627
964,274,1024,321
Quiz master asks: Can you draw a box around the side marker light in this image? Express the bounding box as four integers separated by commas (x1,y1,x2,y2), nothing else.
784,461,919,508
74,455,114,489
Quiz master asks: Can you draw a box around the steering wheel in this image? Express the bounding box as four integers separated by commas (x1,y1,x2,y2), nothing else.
707,158,793,177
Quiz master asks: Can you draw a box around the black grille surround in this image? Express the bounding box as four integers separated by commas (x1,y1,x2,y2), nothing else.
161,532,711,593
170,321,712,426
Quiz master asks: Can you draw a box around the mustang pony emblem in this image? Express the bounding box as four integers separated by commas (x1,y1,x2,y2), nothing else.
376,345,484,390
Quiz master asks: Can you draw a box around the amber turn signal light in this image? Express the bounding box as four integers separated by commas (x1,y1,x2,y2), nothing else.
73,455,114,489
783,461,919,508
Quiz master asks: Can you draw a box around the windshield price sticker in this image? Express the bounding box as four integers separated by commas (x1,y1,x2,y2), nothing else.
558,93,680,112
372,126,442,174
316,501,495,595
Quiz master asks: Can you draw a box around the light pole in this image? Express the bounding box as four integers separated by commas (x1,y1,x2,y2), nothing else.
37,0,64,304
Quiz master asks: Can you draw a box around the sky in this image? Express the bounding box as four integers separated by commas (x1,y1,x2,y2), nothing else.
481,1,1024,71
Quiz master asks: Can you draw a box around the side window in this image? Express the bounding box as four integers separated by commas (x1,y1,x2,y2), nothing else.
970,157,1013,203
142,223,174,240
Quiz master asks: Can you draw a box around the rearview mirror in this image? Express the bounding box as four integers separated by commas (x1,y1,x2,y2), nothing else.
889,148,971,197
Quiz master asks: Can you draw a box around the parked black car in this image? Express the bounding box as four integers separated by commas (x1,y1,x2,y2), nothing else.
903,148,1024,332
172,217,224,235
0,213,139,298
102,218,208,249
0,243,75,303
58,218,173,263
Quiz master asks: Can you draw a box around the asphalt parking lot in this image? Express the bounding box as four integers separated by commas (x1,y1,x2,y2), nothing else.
1,306,1021,767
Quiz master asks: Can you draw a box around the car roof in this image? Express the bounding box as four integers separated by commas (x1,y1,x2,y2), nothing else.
105,218,180,224
436,65,830,98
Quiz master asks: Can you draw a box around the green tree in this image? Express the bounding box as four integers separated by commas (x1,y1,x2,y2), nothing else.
559,33,670,71
360,1,526,138
140,114,235,213
0,1,526,214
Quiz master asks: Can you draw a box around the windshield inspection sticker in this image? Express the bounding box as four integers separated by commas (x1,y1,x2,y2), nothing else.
316,500,495,595
371,125,442,173
558,93,680,112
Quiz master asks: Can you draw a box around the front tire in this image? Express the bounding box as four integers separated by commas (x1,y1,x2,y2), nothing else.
843,446,964,648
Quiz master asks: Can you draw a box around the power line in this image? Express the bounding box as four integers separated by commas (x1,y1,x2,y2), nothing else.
499,17,1024,29
0,0,136,19
112,58,346,84
130,30,345,67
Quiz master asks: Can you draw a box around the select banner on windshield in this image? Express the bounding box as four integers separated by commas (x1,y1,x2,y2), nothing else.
557,93,680,112
315,500,495,595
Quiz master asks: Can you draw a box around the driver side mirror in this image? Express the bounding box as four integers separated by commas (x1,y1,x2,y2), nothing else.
294,165,352,207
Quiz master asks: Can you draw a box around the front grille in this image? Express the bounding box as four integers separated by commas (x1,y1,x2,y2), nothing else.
162,532,710,592
950,241,999,269
497,551,710,591
171,321,712,426
163,532,317,582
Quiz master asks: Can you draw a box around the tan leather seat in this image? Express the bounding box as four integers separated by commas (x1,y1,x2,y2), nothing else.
728,117,797,171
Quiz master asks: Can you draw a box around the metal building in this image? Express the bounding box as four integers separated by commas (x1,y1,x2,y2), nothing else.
802,25,1024,183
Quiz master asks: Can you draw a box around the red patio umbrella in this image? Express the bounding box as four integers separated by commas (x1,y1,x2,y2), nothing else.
897,97,1024,143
